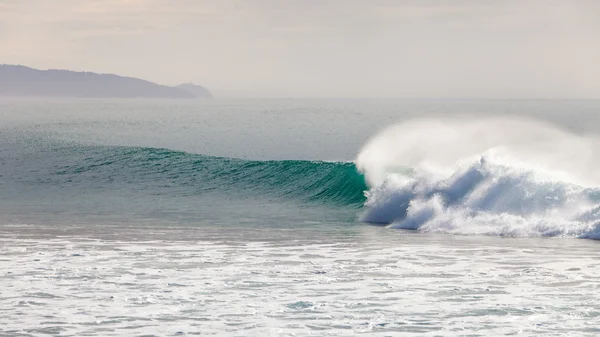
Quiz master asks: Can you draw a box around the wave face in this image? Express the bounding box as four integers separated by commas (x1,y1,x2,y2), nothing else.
11,144,368,208
356,118,600,239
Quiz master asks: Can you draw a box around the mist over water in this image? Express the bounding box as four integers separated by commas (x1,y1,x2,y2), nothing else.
357,117,600,186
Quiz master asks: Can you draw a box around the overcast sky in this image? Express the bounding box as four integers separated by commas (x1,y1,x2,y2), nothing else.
1,0,599,98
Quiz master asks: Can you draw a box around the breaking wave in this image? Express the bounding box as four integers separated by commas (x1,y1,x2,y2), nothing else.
356,118,600,239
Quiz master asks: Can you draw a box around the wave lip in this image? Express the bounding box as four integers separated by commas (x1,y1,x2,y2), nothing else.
361,156,600,239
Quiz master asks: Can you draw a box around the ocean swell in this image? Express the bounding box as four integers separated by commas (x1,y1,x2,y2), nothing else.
39,145,368,207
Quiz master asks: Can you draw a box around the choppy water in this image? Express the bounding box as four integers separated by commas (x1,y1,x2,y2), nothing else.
3,226,600,336
1,98,600,336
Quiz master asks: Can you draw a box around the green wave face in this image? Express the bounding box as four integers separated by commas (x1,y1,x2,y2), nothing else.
46,145,368,208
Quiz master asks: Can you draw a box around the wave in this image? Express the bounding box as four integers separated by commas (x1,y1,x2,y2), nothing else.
356,118,600,239
7,116,600,239
38,145,368,207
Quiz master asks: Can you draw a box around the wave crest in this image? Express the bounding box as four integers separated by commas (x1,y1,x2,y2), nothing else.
357,118,600,238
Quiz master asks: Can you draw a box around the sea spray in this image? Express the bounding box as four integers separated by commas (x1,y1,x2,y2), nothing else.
356,117,599,187
356,118,600,238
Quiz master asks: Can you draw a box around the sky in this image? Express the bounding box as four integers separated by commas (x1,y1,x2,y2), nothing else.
1,0,599,98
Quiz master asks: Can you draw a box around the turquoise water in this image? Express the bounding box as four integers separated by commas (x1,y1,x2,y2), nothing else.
0,142,366,226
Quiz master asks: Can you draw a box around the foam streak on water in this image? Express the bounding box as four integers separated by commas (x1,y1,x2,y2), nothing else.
1,226,600,336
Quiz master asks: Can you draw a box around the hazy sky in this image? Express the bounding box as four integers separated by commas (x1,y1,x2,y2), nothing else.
1,0,599,98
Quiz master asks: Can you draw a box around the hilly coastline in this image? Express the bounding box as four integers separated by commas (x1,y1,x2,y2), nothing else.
0,65,212,99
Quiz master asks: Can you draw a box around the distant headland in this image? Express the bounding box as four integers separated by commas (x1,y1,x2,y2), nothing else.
0,64,213,99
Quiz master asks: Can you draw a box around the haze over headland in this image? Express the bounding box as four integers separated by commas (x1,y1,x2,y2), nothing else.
0,64,212,99
1,1,599,98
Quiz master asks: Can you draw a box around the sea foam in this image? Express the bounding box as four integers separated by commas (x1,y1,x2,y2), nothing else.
356,118,600,238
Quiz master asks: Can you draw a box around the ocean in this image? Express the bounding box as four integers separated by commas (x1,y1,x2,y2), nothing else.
1,98,600,336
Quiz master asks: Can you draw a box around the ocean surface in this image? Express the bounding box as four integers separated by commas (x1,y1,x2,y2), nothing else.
1,98,600,336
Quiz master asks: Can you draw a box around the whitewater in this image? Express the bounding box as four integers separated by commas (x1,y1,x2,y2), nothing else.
357,118,600,239
1,98,600,336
